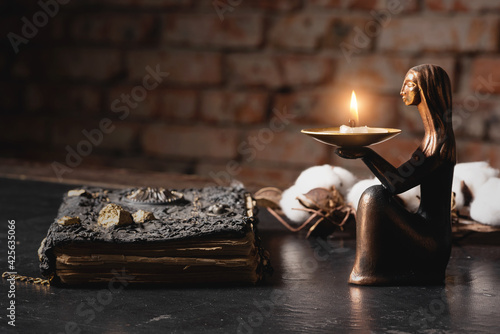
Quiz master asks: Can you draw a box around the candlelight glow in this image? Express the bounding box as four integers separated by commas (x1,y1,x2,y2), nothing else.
350,90,359,125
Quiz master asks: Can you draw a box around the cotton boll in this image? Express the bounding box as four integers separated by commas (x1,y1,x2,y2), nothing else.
347,178,381,211
347,179,420,212
280,185,311,223
332,166,357,197
470,178,500,226
294,165,342,193
293,165,357,197
452,162,499,209
280,165,357,224
397,186,421,213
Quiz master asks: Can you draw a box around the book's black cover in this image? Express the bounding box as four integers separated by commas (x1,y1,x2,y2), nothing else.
39,186,270,283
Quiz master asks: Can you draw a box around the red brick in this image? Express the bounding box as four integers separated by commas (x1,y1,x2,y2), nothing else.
26,84,102,116
51,120,86,147
35,48,121,81
160,89,198,121
364,94,400,128
227,54,282,88
51,119,138,153
243,0,302,11
107,87,197,120
452,97,490,139
274,89,399,128
426,0,500,12
308,0,418,12
335,55,412,93
108,85,157,119
100,123,139,151
307,0,345,8
412,56,456,88
347,0,384,10
228,53,333,88
83,0,192,8
372,135,423,166
141,125,239,159
51,119,107,148
245,129,328,165
274,89,346,125
456,140,500,168
0,116,46,144
470,57,500,94
127,51,222,85
70,14,159,45
488,107,500,142
397,102,425,134
200,0,301,12
323,16,374,51
279,55,333,86
269,14,330,50
307,0,387,10
197,161,303,189
489,122,500,143
379,16,500,53
201,90,267,124
236,163,303,188
164,14,263,48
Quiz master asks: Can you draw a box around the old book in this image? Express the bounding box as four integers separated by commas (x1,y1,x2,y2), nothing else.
38,186,271,285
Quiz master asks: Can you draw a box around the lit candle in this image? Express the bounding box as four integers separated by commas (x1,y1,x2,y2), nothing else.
339,91,388,134
349,90,358,127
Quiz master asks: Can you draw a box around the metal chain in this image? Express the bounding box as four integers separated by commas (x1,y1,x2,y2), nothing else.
2,271,52,285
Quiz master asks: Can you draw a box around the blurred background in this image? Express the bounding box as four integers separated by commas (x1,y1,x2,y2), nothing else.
1,0,500,188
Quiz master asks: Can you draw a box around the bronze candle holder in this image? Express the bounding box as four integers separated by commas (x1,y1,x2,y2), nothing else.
302,64,456,286
301,127,401,147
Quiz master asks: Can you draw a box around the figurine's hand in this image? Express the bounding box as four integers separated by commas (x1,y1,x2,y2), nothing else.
335,147,371,159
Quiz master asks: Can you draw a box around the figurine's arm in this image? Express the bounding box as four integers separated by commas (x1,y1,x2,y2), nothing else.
336,147,438,194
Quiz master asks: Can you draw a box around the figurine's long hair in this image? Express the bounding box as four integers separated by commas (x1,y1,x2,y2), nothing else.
411,64,456,164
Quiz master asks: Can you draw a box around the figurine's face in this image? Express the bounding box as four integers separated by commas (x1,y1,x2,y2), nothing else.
400,71,421,106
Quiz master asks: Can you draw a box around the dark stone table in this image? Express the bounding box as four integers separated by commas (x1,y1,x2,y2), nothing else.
1,177,499,333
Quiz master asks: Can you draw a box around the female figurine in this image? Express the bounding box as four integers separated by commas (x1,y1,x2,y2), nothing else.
336,64,456,285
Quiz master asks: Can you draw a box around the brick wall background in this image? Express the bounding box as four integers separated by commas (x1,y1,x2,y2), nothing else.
1,0,500,188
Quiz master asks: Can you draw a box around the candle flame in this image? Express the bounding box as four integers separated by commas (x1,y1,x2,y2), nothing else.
350,91,359,126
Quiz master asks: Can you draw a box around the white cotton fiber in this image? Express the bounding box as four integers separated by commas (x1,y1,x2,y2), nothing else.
470,178,500,226
332,166,357,197
347,179,420,212
294,165,341,193
452,162,499,209
280,165,357,223
279,185,311,223
347,178,381,211
294,165,357,197
398,186,421,213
